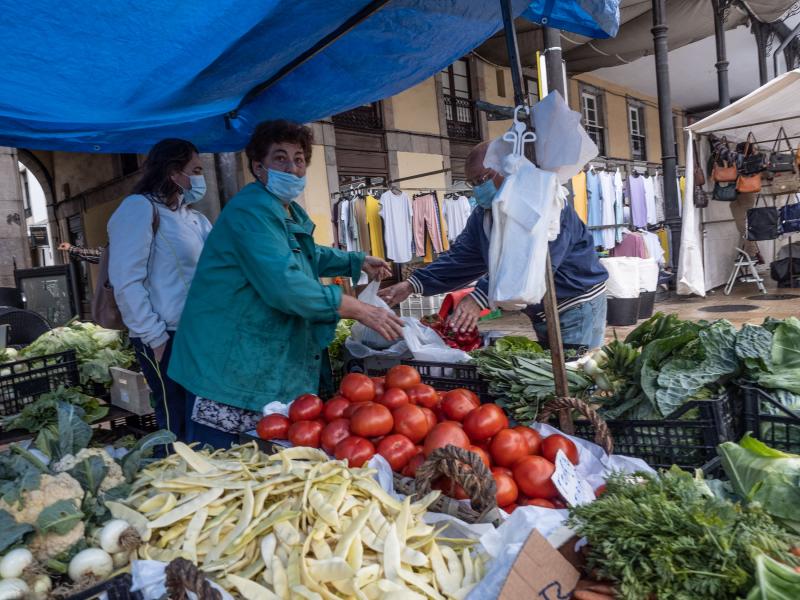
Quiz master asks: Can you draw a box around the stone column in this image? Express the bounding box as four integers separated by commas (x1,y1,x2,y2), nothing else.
0,147,31,286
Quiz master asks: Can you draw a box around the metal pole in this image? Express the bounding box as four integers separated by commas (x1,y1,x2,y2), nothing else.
752,20,769,86
500,0,571,419
651,0,681,272
543,27,565,98
711,0,731,107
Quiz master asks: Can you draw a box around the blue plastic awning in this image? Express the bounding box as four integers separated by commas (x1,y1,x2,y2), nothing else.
0,1,617,153
523,0,620,39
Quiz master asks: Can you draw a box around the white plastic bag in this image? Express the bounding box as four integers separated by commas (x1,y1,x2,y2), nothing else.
350,280,401,349
638,258,659,293
487,155,559,309
344,335,410,360
403,318,472,363
600,257,641,299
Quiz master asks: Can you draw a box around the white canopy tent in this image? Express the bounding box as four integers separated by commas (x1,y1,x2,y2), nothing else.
678,69,800,296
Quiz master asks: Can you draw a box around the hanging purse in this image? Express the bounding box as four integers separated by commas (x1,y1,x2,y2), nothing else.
713,182,737,201
693,141,706,187
766,127,797,173
712,160,737,182
779,202,800,233
736,173,761,193
738,132,765,175
764,170,800,194
694,189,710,208
746,197,781,241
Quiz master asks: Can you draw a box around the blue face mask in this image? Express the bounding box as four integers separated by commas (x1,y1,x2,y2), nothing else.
264,168,306,204
180,174,207,205
472,179,497,209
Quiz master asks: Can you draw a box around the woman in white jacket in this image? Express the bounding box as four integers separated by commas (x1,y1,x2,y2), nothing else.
108,139,212,441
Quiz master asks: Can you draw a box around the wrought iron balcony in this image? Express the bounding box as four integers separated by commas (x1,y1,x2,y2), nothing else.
332,103,383,130
443,94,479,140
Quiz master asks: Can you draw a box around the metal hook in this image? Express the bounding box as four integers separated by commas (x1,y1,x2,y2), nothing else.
502,105,536,157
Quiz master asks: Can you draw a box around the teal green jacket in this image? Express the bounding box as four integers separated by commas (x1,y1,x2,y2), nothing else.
169,183,364,411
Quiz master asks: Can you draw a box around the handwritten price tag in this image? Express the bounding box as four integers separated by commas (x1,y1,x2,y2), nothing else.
550,450,596,507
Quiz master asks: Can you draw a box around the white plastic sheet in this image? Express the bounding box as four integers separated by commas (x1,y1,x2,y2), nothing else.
403,317,472,363
599,257,641,299
350,280,402,349
344,335,410,360
487,155,559,309
484,92,598,185
638,258,660,293
677,132,707,297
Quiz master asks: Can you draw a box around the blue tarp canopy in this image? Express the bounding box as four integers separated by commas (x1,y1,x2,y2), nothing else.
0,0,616,153
523,0,619,39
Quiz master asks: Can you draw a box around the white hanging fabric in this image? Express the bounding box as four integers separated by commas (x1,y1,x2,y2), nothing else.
443,195,472,240
677,132,706,296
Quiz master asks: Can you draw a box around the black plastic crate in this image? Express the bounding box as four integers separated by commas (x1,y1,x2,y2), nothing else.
565,394,735,470
65,573,141,600
0,350,80,417
737,384,800,453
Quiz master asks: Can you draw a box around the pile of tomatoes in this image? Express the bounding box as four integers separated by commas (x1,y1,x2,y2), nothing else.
257,365,580,513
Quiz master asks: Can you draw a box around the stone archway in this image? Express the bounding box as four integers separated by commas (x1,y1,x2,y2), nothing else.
16,149,60,261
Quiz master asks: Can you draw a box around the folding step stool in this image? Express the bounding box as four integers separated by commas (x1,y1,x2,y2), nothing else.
724,248,767,295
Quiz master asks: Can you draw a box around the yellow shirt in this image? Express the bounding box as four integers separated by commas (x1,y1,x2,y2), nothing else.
365,195,385,260
572,171,588,223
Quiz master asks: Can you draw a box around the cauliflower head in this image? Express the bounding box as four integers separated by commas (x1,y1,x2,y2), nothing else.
0,472,83,524
52,448,125,493
28,519,85,562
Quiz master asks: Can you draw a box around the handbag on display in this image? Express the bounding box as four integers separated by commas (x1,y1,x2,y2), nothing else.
763,170,800,194
746,198,781,241
712,159,737,183
736,172,762,193
713,181,737,202
693,141,706,187
779,202,800,233
766,127,797,174
738,133,765,175
694,189,710,208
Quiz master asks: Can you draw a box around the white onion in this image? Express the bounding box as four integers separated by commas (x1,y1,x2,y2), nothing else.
112,551,130,570
98,519,140,554
30,574,51,599
68,548,113,583
0,578,29,600
0,548,33,579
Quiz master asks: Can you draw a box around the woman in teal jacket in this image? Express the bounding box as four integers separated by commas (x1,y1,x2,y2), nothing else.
169,120,403,447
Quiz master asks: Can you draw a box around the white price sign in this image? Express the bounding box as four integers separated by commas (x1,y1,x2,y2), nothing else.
550,449,595,507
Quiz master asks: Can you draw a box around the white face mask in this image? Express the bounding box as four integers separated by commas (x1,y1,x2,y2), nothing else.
179,173,206,205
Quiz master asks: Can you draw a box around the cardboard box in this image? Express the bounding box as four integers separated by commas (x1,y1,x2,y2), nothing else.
110,367,153,416
498,530,580,600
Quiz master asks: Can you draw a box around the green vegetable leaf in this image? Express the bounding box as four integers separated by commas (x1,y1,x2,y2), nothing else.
747,553,800,600
119,429,176,483
55,401,92,461
102,482,133,503
772,317,800,370
639,331,698,410
68,456,108,497
36,499,84,535
0,509,34,553
736,324,773,371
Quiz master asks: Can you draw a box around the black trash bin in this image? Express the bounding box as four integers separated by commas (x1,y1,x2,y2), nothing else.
606,296,641,326
638,291,656,319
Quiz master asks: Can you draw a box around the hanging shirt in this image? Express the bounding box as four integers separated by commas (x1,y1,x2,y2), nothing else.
653,174,665,223
571,171,588,223
613,169,625,244
628,175,648,229
610,231,648,259
642,174,657,225
443,195,472,241
657,227,671,265
379,190,414,263
678,176,686,218
599,171,617,250
365,195,385,260
353,196,370,255
640,230,665,265
586,169,603,248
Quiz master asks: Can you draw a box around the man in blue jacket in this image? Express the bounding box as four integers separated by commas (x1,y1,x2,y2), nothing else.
378,141,608,349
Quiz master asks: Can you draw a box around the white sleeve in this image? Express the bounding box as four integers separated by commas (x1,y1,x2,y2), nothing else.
107,196,169,348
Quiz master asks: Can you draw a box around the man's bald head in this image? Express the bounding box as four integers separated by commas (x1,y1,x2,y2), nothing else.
465,141,491,182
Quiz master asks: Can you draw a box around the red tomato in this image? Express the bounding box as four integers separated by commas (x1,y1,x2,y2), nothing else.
512,455,558,499
350,403,394,438
320,418,351,454
551,498,567,509
441,389,480,421
391,404,430,444
371,376,385,385
420,407,438,431
378,388,409,410
520,497,556,509
403,452,426,477
288,394,323,422
287,420,323,448
492,466,513,478
339,373,376,403
542,434,580,465
406,384,439,408
502,503,518,513
256,414,290,440
513,425,543,455
595,484,607,496
468,445,492,469
343,401,372,419
489,429,529,467
334,436,375,467
377,434,417,471
322,397,351,422
433,477,469,500
423,422,470,456
463,404,508,442
371,377,385,398
494,471,519,507
385,365,422,390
